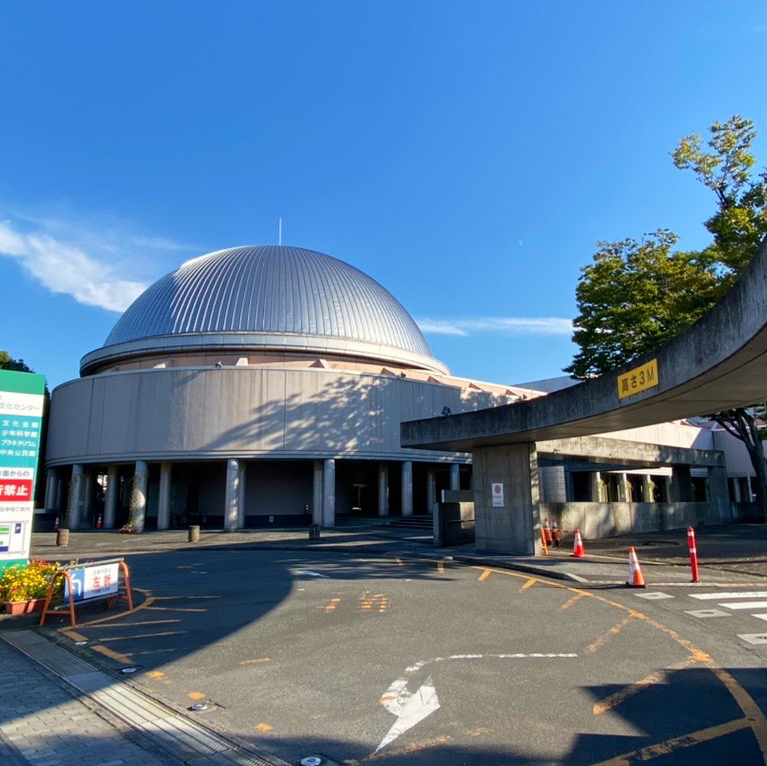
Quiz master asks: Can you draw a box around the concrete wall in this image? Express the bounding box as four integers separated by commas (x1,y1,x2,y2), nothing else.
541,501,722,539
47,366,512,466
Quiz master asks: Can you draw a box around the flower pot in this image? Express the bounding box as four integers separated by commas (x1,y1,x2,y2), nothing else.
5,598,47,616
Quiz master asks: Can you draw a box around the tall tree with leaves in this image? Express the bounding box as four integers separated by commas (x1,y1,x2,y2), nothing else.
566,116,767,516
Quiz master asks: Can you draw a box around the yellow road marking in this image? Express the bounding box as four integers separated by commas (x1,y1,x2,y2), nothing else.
324,597,341,613
478,569,492,582
91,644,133,664
586,717,751,765
62,630,89,642
560,593,585,611
145,606,207,613
188,691,206,700
96,630,185,643
593,655,700,715
145,671,165,679
585,616,634,654
85,619,181,629
255,723,273,733
240,658,271,665
470,565,767,762
63,588,154,629
519,578,536,592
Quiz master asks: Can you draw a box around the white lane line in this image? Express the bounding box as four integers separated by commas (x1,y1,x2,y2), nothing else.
722,601,767,610
754,614,767,623
690,591,767,600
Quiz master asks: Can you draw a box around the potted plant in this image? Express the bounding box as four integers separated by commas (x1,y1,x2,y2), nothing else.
0,560,61,615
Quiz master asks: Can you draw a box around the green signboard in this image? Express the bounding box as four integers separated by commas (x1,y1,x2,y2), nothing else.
0,369,46,573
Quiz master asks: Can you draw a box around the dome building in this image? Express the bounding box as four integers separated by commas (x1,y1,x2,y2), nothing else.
45,245,525,531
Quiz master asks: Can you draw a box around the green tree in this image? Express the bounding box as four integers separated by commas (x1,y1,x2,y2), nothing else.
566,116,767,517
0,350,33,373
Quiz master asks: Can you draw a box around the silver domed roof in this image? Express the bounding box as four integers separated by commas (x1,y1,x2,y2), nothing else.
81,245,448,375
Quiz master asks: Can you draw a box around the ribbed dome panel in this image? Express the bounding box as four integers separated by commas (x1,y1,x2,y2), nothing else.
105,245,433,357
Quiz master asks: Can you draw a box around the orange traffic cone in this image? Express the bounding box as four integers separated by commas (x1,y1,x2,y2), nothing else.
543,519,553,546
626,546,646,588
571,528,585,558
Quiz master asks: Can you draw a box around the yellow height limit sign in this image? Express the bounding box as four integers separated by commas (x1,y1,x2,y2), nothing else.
617,358,658,399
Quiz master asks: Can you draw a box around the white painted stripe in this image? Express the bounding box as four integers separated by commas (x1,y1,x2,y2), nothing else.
690,591,767,600
753,614,767,622
721,601,767,610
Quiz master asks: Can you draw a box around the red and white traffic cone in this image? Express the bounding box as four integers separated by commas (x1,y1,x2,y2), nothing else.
571,528,585,558
626,546,646,588
687,526,700,583
54,515,59,531
96,513,103,529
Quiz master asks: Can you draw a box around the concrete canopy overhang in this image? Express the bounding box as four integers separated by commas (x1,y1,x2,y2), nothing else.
402,235,767,452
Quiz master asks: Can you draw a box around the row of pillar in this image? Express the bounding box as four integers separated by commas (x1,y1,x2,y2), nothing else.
46,459,465,532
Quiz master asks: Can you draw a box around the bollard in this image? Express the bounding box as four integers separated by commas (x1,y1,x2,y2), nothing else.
56,528,70,547
687,526,700,583
308,523,321,541
188,525,200,543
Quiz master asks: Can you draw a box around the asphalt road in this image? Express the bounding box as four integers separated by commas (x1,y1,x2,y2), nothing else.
41,548,767,766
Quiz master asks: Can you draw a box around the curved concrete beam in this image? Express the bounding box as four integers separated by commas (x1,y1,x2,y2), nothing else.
402,235,767,451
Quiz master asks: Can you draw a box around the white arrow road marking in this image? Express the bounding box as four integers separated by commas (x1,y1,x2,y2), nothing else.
377,675,440,752
376,653,577,751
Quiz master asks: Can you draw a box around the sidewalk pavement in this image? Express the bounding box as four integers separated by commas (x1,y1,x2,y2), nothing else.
0,638,177,766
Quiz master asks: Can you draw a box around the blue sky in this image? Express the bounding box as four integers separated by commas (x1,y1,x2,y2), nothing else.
1,2,766,390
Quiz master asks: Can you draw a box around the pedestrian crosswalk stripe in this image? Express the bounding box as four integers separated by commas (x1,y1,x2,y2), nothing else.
722,601,767,610
633,592,674,600
690,591,767,600
753,614,767,622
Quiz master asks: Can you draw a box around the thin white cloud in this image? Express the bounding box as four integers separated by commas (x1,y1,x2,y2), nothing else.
0,212,194,312
417,316,573,337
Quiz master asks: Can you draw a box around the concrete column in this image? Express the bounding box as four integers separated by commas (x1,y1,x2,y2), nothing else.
377,464,389,517
473,443,539,555
82,470,95,526
708,463,732,522
642,475,654,503
312,461,323,525
663,476,673,502
616,473,630,502
237,463,247,529
44,468,58,511
157,462,172,530
449,463,460,490
104,465,119,529
426,470,436,515
323,458,336,527
224,459,241,531
589,471,602,502
401,461,413,517
130,460,149,533
67,464,84,530
672,465,693,503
